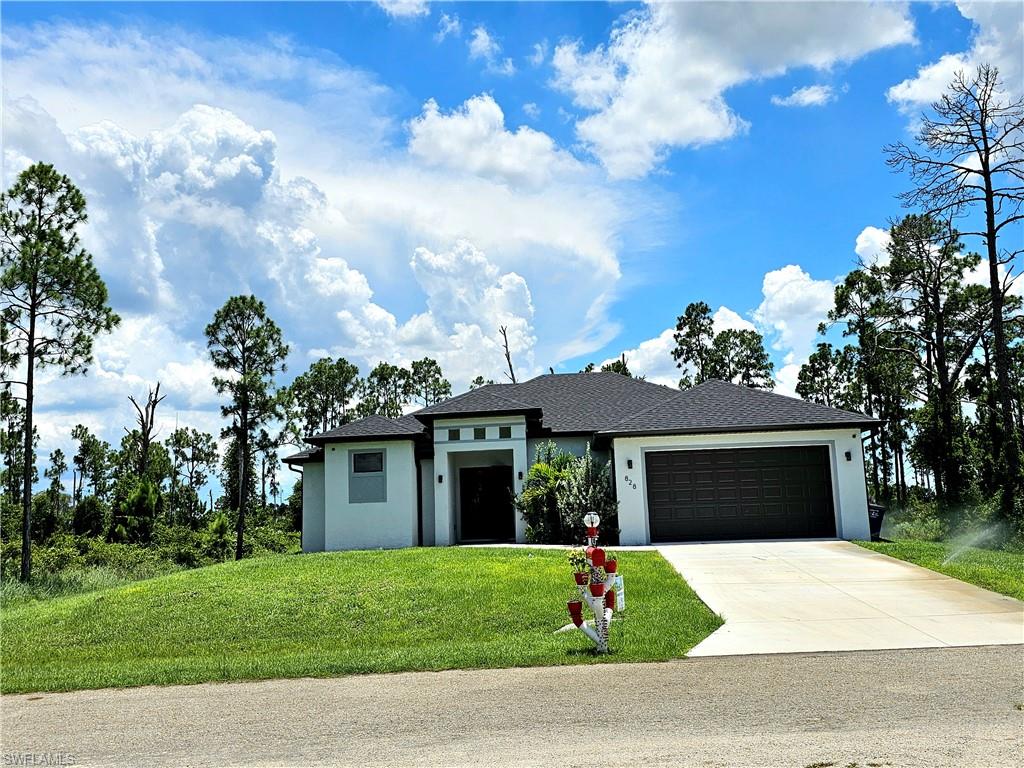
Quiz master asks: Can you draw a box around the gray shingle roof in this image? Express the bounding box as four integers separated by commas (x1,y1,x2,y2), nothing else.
306,414,427,445
600,379,879,436
509,373,680,433
300,374,877,446
283,446,324,465
413,385,539,418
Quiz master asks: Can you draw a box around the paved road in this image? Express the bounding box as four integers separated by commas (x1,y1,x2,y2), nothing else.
4,646,1022,767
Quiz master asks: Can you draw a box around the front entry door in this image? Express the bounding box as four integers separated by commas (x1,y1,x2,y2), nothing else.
459,466,515,542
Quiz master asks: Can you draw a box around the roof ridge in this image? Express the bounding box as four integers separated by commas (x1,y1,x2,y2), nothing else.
602,387,689,431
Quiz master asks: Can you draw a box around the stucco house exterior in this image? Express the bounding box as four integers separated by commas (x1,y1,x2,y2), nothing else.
284,373,879,551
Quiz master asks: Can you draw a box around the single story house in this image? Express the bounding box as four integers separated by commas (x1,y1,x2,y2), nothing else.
284,373,879,551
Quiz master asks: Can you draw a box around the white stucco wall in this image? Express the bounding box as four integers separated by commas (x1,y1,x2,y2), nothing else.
612,428,870,544
432,415,528,545
321,439,418,550
301,462,326,553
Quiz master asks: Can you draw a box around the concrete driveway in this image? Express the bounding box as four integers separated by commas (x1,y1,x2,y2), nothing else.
657,540,1024,656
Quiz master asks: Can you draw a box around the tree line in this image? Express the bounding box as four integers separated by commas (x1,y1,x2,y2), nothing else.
797,65,1022,527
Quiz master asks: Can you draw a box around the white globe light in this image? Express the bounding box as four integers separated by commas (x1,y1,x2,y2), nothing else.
583,512,601,528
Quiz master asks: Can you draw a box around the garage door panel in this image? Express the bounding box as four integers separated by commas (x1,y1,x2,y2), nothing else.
646,446,836,542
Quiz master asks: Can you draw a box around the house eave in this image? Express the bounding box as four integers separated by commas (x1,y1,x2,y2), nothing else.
600,420,881,439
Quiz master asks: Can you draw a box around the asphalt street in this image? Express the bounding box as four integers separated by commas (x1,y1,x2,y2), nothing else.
3,645,1022,767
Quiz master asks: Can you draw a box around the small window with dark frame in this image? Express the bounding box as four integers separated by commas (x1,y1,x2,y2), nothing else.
448,428,461,441
474,427,486,440
498,425,512,439
352,451,384,474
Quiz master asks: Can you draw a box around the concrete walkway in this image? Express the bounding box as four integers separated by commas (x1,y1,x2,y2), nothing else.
657,540,1024,656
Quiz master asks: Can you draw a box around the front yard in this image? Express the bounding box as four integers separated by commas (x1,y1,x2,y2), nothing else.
857,540,1024,600
1,547,721,694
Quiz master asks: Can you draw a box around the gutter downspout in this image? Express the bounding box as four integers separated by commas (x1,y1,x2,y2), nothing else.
287,463,303,552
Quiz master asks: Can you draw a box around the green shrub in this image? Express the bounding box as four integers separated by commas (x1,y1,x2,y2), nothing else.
206,513,232,561
246,524,301,556
73,496,106,537
516,462,563,543
884,497,947,541
556,445,618,544
516,443,619,545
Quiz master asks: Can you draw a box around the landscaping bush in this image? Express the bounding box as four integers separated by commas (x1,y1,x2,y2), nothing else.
516,442,618,545
516,461,563,543
557,445,618,544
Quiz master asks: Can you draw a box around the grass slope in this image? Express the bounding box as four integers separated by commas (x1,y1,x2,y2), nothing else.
1,548,721,694
858,540,1024,600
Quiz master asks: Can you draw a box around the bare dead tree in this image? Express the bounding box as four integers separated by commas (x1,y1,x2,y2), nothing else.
127,382,166,476
885,63,1024,511
499,325,517,384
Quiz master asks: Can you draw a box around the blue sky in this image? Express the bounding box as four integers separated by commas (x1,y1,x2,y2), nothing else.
2,1,1021,490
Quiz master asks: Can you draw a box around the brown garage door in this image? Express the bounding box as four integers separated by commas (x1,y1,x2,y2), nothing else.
645,446,836,542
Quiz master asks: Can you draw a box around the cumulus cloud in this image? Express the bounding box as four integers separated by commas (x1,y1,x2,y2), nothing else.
712,306,757,334
771,84,837,108
375,0,430,18
888,1,1023,112
408,94,581,187
753,264,836,366
3,22,640,480
552,2,915,178
468,25,515,75
335,240,537,384
855,225,891,267
523,102,541,120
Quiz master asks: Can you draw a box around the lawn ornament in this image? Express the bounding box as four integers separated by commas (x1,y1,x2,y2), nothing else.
554,512,620,653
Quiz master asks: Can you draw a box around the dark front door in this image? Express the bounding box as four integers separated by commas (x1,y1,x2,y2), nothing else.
645,446,836,542
459,466,515,542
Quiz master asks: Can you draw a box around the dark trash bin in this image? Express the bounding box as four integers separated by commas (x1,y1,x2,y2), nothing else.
868,502,886,541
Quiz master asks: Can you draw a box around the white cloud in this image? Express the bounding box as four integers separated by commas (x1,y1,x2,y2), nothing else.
523,102,541,120
375,0,429,18
712,306,757,334
407,94,581,187
771,84,837,108
602,328,678,387
888,2,1023,112
529,40,548,67
753,265,836,365
435,12,461,42
468,25,516,76
335,240,537,384
855,225,891,267
3,22,640,481
306,257,374,304
552,2,915,178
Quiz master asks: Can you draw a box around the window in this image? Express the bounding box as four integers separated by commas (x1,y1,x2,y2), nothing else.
498,425,512,439
474,427,486,440
448,428,461,441
350,449,386,503
352,451,384,474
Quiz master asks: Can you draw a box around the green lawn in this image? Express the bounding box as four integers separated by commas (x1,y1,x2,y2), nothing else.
857,540,1024,600
0,547,721,694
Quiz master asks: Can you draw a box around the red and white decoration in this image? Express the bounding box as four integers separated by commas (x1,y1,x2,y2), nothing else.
557,512,620,653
